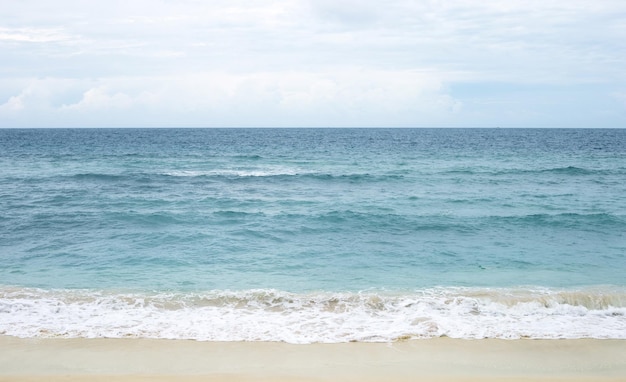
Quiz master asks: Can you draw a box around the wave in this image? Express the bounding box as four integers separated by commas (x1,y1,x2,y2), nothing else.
21,165,620,185
163,169,300,178
442,166,620,177
72,173,127,182
51,171,404,184
1,286,624,343
277,211,625,232
163,170,404,183
539,166,595,175
488,212,626,229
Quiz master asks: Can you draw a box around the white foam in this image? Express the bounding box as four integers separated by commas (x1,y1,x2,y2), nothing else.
1,286,624,343
164,168,303,178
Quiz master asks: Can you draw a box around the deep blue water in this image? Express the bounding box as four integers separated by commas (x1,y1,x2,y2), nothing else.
0,128,625,342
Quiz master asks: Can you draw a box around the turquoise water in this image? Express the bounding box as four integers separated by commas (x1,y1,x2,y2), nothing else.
1,128,625,342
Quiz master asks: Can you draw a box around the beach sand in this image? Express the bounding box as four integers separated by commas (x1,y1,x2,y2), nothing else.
1,336,624,381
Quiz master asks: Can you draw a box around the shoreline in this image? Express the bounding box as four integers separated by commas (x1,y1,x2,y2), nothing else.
1,337,625,381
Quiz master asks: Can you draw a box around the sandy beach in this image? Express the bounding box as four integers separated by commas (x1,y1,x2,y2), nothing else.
1,336,624,381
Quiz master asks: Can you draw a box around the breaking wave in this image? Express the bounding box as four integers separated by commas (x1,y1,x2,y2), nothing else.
1,286,624,343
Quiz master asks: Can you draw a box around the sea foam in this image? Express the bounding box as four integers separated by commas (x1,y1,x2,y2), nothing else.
1,286,624,343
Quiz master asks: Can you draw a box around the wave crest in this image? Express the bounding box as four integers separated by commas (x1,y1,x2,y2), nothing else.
1,286,625,343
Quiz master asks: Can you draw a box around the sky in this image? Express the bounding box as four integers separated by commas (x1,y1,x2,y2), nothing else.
0,0,625,128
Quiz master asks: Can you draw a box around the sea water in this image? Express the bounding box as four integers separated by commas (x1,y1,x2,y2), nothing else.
0,128,625,342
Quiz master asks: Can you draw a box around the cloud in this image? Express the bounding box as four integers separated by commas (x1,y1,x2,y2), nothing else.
61,87,134,111
0,27,72,43
1,69,461,127
0,0,625,127
0,79,69,112
308,0,380,26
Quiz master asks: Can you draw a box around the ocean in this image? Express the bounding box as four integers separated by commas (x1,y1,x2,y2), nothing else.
0,128,625,343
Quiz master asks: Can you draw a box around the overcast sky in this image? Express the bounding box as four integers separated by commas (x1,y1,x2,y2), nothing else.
1,0,625,127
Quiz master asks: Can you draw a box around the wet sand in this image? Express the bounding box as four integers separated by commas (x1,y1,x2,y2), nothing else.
1,336,624,381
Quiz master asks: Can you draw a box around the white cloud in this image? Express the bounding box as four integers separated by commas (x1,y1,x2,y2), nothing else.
61,87,134,111
1,69,462,127
0,94,25,112
0,0,625,127
0,27,72,43
0,79,61,112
